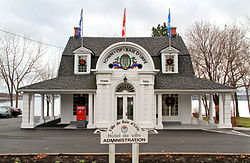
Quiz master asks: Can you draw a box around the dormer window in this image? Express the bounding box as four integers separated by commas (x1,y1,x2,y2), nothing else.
74,47,92,74
161,47,179,73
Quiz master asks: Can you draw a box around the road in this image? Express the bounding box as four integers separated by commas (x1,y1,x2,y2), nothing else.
0,117,250,154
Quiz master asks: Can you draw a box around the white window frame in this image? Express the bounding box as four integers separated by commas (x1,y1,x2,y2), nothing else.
74,53,91,74
162,94,180,122
161,53,178,73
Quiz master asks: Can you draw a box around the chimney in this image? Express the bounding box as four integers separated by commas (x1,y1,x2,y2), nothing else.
74,27,79,38
170,27,177,37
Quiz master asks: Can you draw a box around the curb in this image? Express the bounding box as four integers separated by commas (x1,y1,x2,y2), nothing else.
233,127,250,131
1,152,250,156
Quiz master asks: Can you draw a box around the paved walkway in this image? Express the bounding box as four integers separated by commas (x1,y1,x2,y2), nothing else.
0,117,250,154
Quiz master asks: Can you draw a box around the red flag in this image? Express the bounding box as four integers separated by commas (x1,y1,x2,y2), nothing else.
122,8,126,37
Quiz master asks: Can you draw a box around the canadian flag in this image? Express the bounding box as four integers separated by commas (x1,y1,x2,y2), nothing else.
122,8,126,37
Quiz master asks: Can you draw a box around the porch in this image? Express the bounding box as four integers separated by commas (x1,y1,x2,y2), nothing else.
33,118,221,130
19,91,96,129
19,91,234,130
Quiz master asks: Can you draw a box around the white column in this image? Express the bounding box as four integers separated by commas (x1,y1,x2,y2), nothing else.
39,94,45,123
198,95,203,121
208,94,214,124
29,93,35,127
93,94,96,126
106,84,111,125
50,94,55,120
20,93,30,128
219,94,224,125
224,94,232,128
87,93,95,128
153,93,157,127
156,94,163,129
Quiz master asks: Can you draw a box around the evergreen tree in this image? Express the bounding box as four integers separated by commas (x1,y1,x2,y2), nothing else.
152,22,169,37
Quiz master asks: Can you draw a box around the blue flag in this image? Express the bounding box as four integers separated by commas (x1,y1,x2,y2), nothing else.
79,9,83,37
167,9,171,38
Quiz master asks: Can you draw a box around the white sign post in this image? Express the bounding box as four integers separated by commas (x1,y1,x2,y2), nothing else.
100,119,148,163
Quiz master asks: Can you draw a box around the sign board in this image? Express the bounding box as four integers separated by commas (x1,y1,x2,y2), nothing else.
100,119,148,144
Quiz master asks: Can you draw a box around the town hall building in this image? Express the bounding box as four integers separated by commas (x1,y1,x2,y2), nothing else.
19,27,235,129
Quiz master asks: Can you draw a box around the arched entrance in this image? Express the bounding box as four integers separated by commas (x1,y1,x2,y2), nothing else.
94,41,157,128
115,81,135,120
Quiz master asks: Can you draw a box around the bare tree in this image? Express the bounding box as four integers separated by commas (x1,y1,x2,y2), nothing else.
186,21,249,117
0,32,45,108
223,25,249,116
35,51,60,116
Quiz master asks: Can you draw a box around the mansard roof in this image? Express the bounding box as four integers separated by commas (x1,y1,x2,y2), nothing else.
62,36,189,56
19,36,235,92
58,36,194,76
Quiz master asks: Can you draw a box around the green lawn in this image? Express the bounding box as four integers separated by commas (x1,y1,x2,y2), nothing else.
237,117,250,128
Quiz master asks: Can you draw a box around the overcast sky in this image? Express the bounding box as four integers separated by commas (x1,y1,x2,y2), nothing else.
0,0,249,50
0,0,249,92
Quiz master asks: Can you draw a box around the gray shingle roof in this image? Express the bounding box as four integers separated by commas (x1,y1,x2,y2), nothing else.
20,74,96,90
19,36,235,92
155,73,233,90
62,36,189,57
58,36,193,76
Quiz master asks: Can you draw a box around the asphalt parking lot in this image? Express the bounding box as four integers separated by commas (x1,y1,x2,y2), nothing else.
0,117,250,154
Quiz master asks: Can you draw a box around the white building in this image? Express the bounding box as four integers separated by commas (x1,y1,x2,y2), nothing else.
19,27,235,129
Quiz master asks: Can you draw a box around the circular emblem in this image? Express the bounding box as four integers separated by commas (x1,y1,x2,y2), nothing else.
120,54,131,70
121,125,128,133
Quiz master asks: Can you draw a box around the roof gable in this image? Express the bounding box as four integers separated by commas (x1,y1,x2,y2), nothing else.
73,46,93,54
160,46,180,53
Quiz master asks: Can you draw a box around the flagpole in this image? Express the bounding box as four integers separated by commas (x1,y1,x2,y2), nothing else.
169,33,171,47
81,9,84,47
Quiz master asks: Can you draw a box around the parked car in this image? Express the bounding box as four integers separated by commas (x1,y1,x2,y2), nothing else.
0,106,12,118
0,106,22,118
9,107,22,117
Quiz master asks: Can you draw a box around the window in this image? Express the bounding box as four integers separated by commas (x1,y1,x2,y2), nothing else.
162,94,178,116
161,47,179,73
74,46,92,74
115,82,135,92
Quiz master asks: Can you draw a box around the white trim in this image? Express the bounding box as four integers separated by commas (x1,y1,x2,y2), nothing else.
162,116,180,122
137,70,160,75
92,69,113,74
19,88,235,94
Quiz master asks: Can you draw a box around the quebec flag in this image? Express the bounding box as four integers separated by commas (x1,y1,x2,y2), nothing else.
167,9,171,38
79,9,83,37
